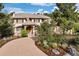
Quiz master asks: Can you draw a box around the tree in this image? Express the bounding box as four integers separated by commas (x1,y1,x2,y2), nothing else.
56,3,78,22
52,9,62,26
36,21,54,48
0,13,14,38
0,3,4,11
0,4,14,39
51,3,78,35
59,17,74,35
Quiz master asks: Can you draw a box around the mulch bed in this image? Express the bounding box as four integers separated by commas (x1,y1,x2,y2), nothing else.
35,42,66,56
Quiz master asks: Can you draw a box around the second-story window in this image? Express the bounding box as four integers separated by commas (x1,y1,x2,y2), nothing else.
25,19,27,21
15,18,25,23
34,19,35,22
29,18,32,22
22,19,24,23
38,19,40,22
16,19,18,23
42,19,44,22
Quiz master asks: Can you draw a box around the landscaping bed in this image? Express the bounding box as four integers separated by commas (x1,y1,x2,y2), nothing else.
35,41,66,56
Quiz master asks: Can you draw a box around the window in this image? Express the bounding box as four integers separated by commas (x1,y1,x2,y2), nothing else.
16,27,22,31
16,18,25,23
16,19,18,23
25,19,27,21
29,18,32,21
38,19,40,22
19,19,23,23
42,19,44,22
34,19,35,22
22,19,24,23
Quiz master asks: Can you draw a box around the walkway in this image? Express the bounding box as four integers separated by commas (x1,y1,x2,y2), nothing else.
0,37,47,56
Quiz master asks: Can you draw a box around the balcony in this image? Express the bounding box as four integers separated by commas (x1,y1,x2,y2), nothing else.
14,21,41,27
23,21,40,26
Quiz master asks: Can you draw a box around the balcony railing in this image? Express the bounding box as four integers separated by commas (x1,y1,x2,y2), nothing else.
14,21,41,27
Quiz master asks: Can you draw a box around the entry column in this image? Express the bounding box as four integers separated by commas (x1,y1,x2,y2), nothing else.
24,26,27,30
32,26,35,37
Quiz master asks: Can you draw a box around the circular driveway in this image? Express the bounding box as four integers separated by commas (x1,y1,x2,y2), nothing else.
0,37,47,56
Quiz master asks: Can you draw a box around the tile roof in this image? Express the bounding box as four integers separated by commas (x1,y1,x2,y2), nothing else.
13,13,50,19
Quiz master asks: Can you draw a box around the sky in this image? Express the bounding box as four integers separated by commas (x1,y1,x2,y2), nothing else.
1,3,79,13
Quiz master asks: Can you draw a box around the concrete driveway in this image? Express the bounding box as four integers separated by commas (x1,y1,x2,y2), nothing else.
0,37,47,56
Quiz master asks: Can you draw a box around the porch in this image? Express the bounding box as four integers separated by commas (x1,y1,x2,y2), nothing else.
14,25,37,37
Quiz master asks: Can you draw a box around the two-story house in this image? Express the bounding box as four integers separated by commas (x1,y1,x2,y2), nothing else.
12,13,51,37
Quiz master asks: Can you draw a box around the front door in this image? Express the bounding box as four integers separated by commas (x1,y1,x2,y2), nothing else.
26,25,33,37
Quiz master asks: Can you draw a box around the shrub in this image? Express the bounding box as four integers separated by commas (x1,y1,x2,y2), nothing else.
0,39,7,47
74,37,79,45
21,29,28,37
52,43,58,49
68,37,79,46
74,23,79,34
36,21,52,48
42,40,49,48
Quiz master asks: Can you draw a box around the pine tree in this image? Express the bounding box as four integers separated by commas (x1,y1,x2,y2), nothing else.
52,3,78,35
0,3,4,11
56,3,78,22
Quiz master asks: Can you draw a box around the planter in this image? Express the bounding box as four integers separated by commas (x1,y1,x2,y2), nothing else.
35,41,65,56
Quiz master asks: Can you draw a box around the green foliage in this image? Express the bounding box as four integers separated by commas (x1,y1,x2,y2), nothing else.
0,20,13,36
52,9,62,26
56,3,78,22
74,23,79,34
36,21,68,48
36,21,51,41
21,29,28,37
0,4,14,38
60,17,68,33
0,3,4,11
0,13,14,38
42,40,49,48
53,35,67,44
60,17,74,34
0,39,7,47
75,38,79,45
36,21,54,48
37,3,79,49
49,3,78,35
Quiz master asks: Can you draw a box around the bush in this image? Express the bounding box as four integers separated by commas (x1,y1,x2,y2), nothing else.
42,40,49,48
21,29,28,37
74,37,79,45
52,43,58,49
67,37,79,46
0,39,7,47
74,23,79,34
